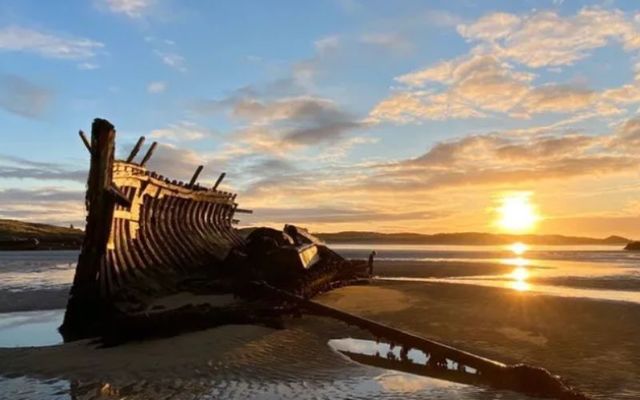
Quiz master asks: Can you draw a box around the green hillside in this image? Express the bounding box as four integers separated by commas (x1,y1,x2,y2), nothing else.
0,219,83,250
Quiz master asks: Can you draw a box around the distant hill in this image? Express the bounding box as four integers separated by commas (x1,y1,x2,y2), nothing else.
0,219,83,250
315,231,631,246
0,218,633,250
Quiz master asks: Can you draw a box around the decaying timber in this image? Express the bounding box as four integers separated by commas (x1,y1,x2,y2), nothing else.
60,118,367,341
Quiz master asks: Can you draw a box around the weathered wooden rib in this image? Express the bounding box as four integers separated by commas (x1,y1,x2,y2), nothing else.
61,118,248,340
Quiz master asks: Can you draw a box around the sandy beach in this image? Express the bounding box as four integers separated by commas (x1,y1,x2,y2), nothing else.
1,252,639,399
317,279,640,399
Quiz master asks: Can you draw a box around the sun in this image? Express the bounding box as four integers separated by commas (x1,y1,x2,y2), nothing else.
496,192,539,233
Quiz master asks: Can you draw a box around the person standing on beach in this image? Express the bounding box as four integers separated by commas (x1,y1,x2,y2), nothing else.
368,251,377,277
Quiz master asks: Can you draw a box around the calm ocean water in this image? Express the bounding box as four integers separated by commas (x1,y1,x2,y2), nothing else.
0,246,638,399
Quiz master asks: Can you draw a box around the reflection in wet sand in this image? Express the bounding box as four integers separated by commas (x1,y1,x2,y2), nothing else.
329,337,481,388
0,309,63,347
376,242,640,303
0,317,528,400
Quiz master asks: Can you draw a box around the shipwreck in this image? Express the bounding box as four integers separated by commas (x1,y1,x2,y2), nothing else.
60,118,367,342
60,118,590,400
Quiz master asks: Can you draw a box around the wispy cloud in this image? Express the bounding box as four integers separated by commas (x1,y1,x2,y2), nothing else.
77,62,99,70
359,32,413,53
457,7,640,68
101,0,154,18
0,154,86,182
154,50,186,71
0,26,103,60
150,121,215,141
0,74,53,119
369,7,640,124
0,188,85,226
147,80,166,93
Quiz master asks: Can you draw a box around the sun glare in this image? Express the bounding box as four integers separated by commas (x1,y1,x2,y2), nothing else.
496,193,539,233
509,266,530,292
509,242,528,255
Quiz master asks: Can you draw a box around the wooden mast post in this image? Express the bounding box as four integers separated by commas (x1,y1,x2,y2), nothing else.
60,118,116,341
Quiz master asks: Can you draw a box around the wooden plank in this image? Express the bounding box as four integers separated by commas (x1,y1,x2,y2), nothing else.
139,142,158,166
67,118,116,298
212,172,226,190
108,184,132,208
188,165,204,187
78,130,91,153
126,136,146,163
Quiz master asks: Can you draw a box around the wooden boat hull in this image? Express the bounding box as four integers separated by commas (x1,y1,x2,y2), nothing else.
60,119,246,340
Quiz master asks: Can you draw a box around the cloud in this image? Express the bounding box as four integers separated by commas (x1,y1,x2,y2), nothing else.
154,50,186,71
359,33,413,53
374,53,638,122
241,206,444,225
197,95,366,157
515,85,596,115
0,188,83,203
147,81,166,93
369,91,485,123
0,154,86,182
150,121,215,141
610,116,640,148
372,7,640,123
144,143,208,182
0,26,103,60
370,121,639,192
0,75,53,119
423,10,464,28
101,0,154,18
457,12,521,41
0,188,85,226
457,8,640,68
314,35,341,54
373,55,534,121
231,96,363,145
77,62,99,70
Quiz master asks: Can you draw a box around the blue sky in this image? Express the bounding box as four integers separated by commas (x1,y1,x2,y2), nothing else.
2,0,640,237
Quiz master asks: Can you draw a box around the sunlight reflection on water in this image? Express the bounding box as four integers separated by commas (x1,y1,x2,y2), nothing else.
375,241,640,303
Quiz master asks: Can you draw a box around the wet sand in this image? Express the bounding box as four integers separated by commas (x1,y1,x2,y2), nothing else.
317,280,640,399
0,315,530,400
1,254,638,399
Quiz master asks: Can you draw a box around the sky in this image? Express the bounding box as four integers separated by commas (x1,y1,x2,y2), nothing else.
1,0,640,237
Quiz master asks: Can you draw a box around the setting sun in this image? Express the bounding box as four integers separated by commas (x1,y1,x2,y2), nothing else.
496,193,539,233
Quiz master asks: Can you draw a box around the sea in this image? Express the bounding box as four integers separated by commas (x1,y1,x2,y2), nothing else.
0,245,638,399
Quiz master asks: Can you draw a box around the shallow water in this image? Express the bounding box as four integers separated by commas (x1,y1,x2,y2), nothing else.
0,309,63,347
0,251,77,292
0,247,635,399
0,316,531,400
333,243,640,304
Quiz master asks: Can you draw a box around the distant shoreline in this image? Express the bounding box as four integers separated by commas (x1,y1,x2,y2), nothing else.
1,218,633,249
317,231,632,246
